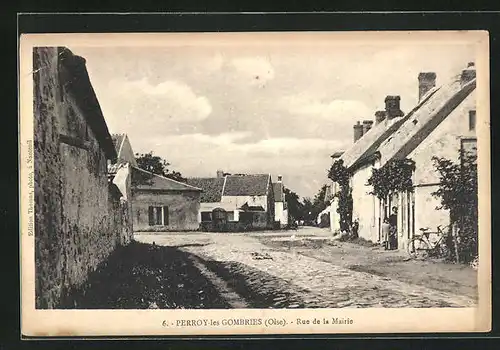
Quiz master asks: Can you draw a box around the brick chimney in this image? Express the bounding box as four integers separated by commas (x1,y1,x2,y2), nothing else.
375,110,387,124
277,175,283,183
418,72,436,102
385,95,404,120
353,121,363,142
362,120,374,134
216,170,224,178
461,62,476,87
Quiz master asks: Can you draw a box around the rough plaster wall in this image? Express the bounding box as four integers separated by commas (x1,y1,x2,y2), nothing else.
351,165,377,241
409,92,476,234
34,47,132,308
132,191,200,231
34,47,65,309
275,202,284,222
410,92,476,185
413,186,448,235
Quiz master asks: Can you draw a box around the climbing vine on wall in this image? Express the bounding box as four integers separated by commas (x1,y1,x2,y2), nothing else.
328,159,353,233
367,158,416,199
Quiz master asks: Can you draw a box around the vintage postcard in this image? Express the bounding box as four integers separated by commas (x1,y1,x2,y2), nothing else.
19,31,491,337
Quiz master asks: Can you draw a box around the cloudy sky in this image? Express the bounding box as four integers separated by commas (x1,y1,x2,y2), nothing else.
70,33,476,198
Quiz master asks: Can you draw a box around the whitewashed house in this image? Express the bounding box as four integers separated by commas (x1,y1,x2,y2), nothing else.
273,176,289,228
329,63,477,250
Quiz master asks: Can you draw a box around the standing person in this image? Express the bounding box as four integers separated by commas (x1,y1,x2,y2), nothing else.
388,206,398,250
381,217,391,250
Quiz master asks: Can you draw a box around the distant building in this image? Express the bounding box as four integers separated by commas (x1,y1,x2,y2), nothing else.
187,171,275,231
109,134,202,232
273,175,288,228
328,63,477,250
111,133,138,167
130,167,202,232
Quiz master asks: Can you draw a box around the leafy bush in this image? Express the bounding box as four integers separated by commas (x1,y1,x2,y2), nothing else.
432,151,478,263
367,158,416,199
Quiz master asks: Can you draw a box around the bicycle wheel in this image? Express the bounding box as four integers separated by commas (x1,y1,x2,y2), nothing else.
407,237,431,259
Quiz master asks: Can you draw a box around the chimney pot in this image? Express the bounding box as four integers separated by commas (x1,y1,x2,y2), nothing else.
461,62,476,87
418,72,437,102
353,121,364,143
362,120,374,134
375,110,387,124
384,95,404,120
277,175,283,183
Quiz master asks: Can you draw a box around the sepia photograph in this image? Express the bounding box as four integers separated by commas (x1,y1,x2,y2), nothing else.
19,31,491,336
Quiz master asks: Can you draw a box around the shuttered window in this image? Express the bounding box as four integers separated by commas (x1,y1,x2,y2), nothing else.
469,110,476,131
163,206,169,226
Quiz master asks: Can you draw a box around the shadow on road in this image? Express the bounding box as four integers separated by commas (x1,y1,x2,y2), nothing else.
199,258,316,309
59,241,231,309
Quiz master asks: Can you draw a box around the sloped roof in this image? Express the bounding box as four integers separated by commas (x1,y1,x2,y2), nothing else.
273,183,284,202
57,47,117,160
341,87,440,171
223,174,270,196
377,76,476,166
186,177,225,202
132,166,202,192
111,133,125,153
239,203,266,212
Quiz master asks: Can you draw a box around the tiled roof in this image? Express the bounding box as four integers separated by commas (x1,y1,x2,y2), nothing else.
273,183,284,202
377,77,476,166
223,174,270,196
186,177,225,202
132,166,202,192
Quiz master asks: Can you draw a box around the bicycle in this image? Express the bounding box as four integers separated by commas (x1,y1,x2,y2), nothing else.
407,225,450,259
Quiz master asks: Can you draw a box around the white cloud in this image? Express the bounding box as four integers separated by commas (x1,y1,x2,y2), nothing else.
230,56,275,85
281,94,372,122
110,78,212,122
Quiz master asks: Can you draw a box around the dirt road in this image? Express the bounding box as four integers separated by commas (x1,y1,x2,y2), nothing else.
134,227,477,309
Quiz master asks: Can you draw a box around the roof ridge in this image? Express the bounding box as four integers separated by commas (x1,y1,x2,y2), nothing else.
132,166,202,191
221,175,228,196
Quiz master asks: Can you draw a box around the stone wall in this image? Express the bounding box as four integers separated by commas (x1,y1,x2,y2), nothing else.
33,47,132,309
132,190,200,231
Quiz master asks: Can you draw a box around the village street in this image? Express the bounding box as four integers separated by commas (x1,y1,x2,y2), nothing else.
129,227,477,309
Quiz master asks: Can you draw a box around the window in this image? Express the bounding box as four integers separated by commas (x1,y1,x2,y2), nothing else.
227,211,235,221
201,211,212,222
469,110,476,131
148,206,169,226
460,138,477,165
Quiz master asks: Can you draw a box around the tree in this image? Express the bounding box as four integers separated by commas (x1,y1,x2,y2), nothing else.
283,187,303,222
135,151,187,183
302,197,314,224
432,150,478,263
328,159,353,233
312,185,329,213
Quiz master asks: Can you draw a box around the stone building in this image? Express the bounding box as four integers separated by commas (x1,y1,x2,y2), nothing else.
33,47,133,308
187,172,275,231
328,63,477,250
131,167,202,232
